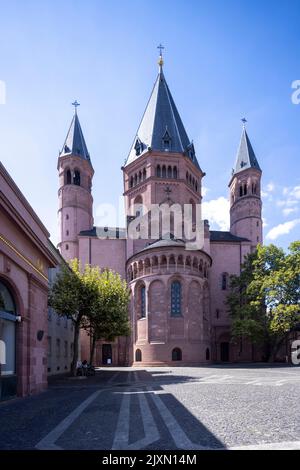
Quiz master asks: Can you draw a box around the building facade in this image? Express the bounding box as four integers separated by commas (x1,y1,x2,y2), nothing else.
0,163,58,400
57,53,264,366
47,243,74,376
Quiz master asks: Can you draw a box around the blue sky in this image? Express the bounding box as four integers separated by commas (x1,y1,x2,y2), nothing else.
0,0,299,249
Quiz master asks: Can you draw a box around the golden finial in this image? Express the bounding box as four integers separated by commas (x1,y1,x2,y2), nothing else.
157,43,164,69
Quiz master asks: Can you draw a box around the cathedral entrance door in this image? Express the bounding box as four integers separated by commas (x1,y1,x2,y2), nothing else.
220,342,229,362
102,344,112,365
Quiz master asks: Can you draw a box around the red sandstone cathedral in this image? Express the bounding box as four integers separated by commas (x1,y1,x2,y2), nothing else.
57,52,263,366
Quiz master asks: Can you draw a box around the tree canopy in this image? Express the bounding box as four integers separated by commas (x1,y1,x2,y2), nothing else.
227,241,300,361
49,260,130,375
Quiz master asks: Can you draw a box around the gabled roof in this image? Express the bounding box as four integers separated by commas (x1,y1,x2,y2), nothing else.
79,226,127,239
233,127,261,175
210,231,250,243
125,63,200,170
60,112,91,164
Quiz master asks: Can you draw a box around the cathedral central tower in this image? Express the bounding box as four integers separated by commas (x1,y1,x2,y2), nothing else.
122,52,205,252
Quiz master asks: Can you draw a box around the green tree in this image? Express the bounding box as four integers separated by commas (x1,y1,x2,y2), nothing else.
48,260,102,376
227,242,300,362
84,269,130,364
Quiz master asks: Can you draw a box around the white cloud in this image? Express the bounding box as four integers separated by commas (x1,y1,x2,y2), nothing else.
282,207,298,217
266,219,300,241
202,196,230,231
290,186,300,199
202,186,209,197
266,182,275,192
262,217,268,227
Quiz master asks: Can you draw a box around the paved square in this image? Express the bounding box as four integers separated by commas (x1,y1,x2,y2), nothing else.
0,365,300,450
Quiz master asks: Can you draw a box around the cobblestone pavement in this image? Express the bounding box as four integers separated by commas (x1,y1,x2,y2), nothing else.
1,365,300,450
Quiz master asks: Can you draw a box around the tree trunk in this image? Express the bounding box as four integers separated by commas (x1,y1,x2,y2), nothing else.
90,335,97,365
71,322,81,376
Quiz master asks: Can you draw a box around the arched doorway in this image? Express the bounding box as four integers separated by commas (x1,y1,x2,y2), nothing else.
102,344,112,365
172,348,182,361
0,280,18,400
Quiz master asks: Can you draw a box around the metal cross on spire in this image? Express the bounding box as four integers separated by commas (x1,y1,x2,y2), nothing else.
241,117,247,128
157,43,165,56
72,100,80,114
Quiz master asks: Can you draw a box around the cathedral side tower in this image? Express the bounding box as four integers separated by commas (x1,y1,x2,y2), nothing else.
229,123,262,249
57,106,94,260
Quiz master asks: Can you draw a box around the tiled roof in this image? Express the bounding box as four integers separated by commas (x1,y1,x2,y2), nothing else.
60,113,91,164
210,231,250,242
79,226,127,239
233,128,261,175
125,66,200,170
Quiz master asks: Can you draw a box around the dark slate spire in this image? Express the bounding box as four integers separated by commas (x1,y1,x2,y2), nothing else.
60,108,91,164
125,53,200,169
233,125,261,175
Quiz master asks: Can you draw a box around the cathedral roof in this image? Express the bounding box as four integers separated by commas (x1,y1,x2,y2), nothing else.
79,226,126,239
233,127,261,175
60,112,91,164
140,237,186,252
210,231,250,243
125,57,200,170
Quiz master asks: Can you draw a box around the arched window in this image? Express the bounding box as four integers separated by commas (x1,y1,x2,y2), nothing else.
134,138,142,156
143,168,146,180
163,130,171,151
173,167,177,179
130,176,133,188
162,165,166,178
135,349,142,362
156,165,161,177
239,186,243,197
243,184,247,195
171,281,182,316
206,348,210,360
73,170,80,186
138,171,142,183
134,174,138,186
195,182,198,192
65,169,71,185
186,172,189,182
0,281,16,315
172,348,182,361
140,286,146,318
167,166,172,178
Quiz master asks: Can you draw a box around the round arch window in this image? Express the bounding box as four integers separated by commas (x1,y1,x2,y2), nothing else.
172,348,182,361
135,349,142,362
0,280,17,378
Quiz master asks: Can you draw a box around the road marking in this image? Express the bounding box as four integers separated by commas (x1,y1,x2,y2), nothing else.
148,388,207,450
35,389,105,450
112,388,160,450
111,391,130,450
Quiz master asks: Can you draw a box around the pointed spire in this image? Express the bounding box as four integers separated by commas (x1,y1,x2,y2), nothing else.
233,122,261,175
60,104,91,164
125,50,200,169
